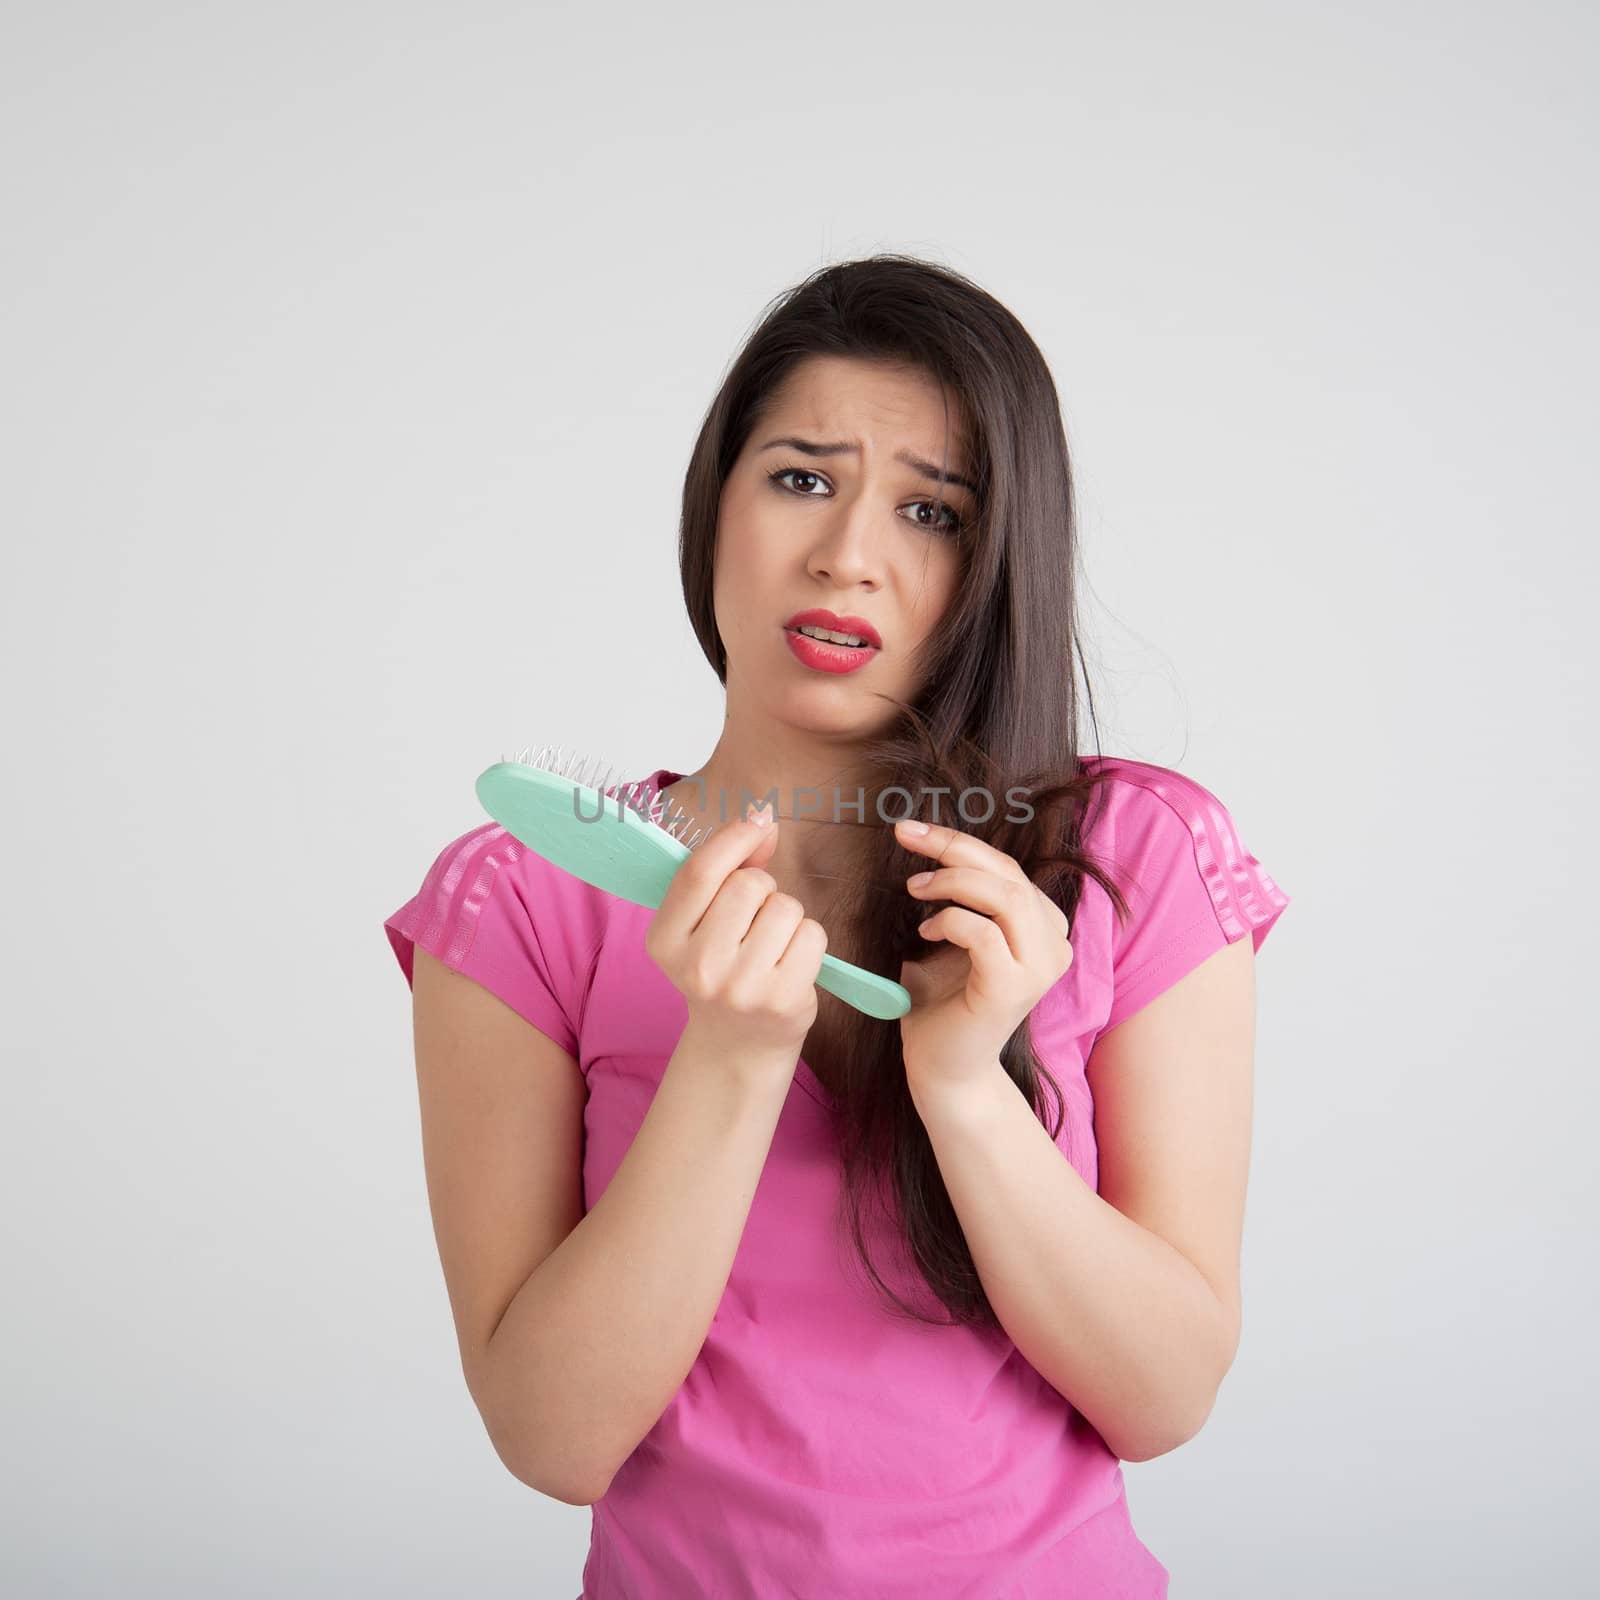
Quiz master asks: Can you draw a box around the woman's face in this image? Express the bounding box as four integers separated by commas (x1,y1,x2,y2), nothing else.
713,354,975,736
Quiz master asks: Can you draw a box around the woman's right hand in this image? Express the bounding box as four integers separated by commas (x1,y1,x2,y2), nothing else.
644,804,829,1066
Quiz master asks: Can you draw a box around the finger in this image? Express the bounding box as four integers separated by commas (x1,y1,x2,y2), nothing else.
915,906,1013,990
908,867,1033,961
893,818,1031,885
656,811,779,942
731,890,807,976
775,915,829,986
692,858,786,950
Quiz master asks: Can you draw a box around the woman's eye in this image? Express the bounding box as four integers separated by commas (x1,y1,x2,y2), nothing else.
906,499,964,535
769,467,827,495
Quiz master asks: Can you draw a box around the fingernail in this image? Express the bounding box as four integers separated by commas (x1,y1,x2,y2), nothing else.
900,819,929,835
750,803,773,827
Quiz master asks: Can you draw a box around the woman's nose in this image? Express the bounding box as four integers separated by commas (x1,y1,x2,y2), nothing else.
807,499,884,586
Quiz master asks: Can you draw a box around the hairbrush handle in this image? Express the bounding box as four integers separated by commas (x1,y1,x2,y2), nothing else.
815,951,910,1020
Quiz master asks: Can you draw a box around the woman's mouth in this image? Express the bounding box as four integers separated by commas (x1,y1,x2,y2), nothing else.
783,624,879,675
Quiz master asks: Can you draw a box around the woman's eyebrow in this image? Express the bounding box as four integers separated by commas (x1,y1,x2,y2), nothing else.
757,435,978,496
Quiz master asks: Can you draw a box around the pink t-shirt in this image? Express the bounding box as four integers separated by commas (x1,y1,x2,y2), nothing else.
383,756,1290,1598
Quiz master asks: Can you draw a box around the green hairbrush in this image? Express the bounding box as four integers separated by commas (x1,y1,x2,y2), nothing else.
475,745,911,1021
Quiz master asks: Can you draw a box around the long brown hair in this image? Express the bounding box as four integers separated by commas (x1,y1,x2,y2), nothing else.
677,253,1133,1330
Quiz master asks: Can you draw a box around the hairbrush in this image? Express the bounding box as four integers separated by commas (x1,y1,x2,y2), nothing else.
474,744,911,1020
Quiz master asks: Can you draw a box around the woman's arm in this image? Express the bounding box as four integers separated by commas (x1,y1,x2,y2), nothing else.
910,934,1255,1462
474,1019,796,1503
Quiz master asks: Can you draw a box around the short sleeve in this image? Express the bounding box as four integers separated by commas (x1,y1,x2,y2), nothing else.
382,822,593,1058
1097,765,1290,1034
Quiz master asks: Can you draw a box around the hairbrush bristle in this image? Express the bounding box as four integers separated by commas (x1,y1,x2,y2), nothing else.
500,742,716,851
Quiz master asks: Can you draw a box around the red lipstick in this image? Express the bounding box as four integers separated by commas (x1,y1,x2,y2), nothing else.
782,608,883,675
782,609,883,648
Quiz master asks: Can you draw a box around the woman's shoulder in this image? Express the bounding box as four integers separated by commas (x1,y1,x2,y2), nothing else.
1074,749,1291,962
1075,752,1253,853
384,817,621,992
1078,750,1224,811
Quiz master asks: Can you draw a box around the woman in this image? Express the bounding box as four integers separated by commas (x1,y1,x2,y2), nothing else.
384,253,1290,1598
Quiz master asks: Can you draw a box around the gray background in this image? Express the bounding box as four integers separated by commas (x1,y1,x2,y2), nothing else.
4,2,1595,1595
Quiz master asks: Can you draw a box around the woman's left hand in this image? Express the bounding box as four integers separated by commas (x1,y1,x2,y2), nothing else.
895,818,1075,1096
